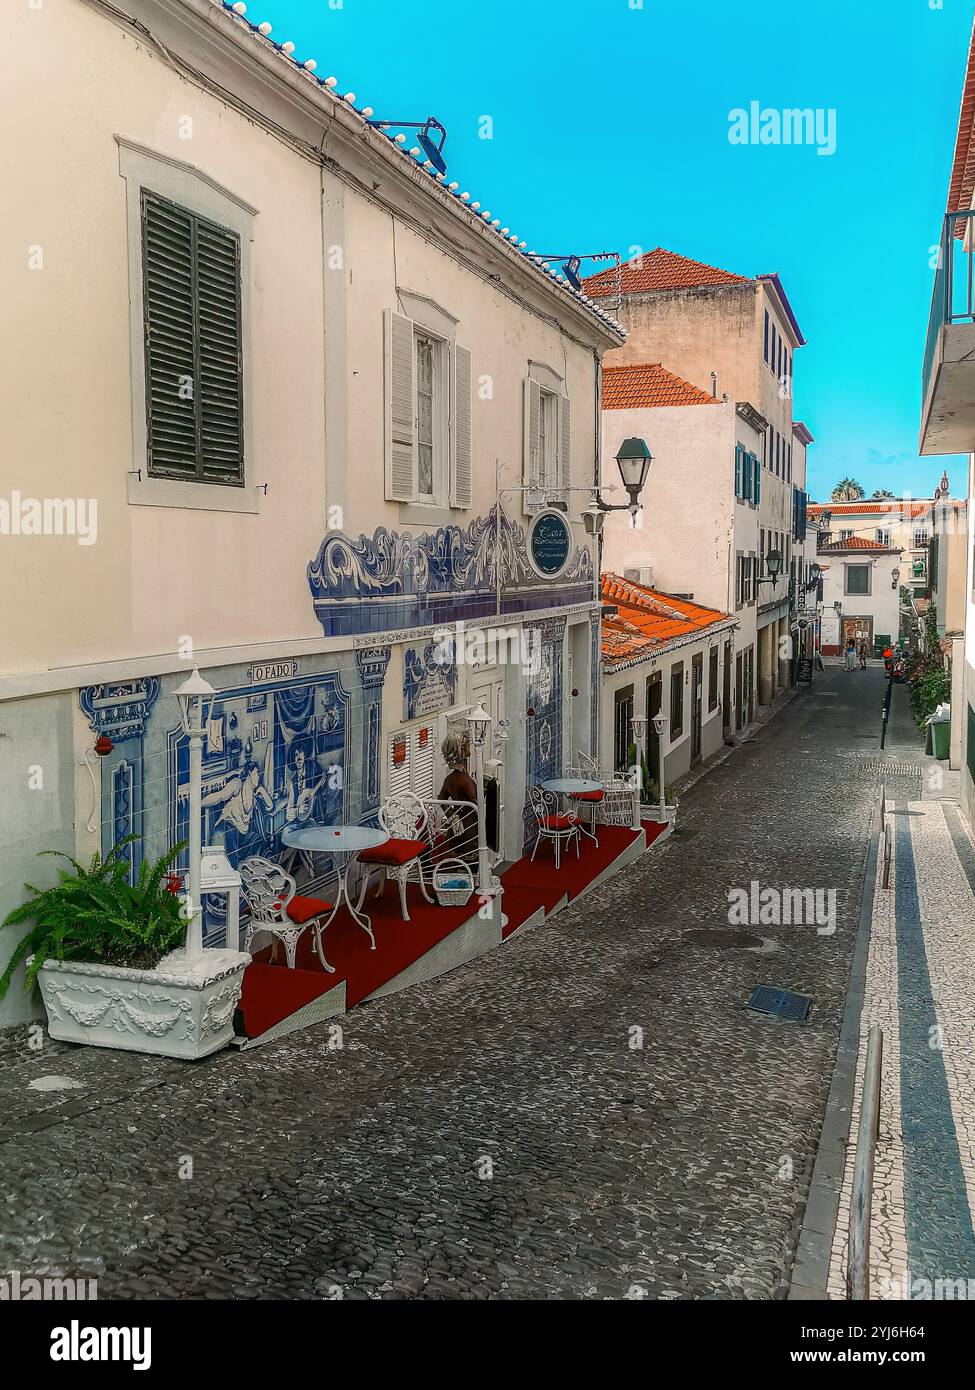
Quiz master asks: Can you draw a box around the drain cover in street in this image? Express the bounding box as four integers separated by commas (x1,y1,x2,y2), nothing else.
685,929,764,949
747,986,813,1022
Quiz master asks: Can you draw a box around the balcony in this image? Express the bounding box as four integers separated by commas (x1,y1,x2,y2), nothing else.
921,210,975,455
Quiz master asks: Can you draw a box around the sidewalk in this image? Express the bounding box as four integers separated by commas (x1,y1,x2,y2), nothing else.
825,796,975,1298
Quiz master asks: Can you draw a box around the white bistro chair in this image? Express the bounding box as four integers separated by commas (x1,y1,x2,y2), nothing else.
527,785,581,869
239,856,336,972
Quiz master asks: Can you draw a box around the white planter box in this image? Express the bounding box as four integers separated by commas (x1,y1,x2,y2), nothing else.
34,949,250,1060
641,804,678,825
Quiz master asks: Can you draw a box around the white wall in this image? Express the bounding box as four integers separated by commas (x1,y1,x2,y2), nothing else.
820,552,901,648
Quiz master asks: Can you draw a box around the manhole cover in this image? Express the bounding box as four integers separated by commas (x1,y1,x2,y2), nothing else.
685,929,765,950
747,986,813,1022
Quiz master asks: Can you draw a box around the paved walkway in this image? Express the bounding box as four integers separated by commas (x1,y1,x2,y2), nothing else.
826,798,975,1299
0,666,933,1299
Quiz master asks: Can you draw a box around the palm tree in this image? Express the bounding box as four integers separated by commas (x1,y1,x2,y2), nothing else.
871,488,896,499
831,478,865,501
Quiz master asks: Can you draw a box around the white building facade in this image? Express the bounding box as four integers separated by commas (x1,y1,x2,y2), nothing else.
0,0,624,1023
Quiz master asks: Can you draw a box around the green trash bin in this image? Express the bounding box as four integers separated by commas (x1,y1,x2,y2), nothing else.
932,719,950,760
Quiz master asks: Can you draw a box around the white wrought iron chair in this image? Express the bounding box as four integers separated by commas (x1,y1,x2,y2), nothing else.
355,791,433,923
565,751,607,841
239,856,336,973
527,785,581,869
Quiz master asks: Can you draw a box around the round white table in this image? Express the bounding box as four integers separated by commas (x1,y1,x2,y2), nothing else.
541,778,603,845
281,824,389,951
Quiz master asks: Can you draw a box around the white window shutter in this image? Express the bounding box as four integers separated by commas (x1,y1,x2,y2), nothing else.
450,345,473,509
384,308,416,502
523,377,541,513
559,394,571,494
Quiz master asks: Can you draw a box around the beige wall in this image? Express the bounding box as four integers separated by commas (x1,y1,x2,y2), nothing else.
1,0,606,689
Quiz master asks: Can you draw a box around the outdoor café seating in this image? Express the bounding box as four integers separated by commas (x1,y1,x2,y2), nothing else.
239,856,335,972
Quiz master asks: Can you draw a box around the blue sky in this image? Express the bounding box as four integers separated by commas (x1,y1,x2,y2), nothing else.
246,0,972,501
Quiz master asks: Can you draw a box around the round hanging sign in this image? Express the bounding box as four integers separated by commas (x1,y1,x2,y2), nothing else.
527,508,573,579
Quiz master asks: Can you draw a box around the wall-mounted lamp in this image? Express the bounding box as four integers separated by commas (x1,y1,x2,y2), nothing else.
588,438,653,528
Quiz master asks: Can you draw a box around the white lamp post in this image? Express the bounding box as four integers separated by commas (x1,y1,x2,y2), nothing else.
175,667,217,960
652,713,669,824
466,704,494,902
630,714,649,830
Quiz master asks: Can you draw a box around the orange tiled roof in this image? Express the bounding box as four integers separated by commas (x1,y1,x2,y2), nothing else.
583,247,748,298
602,363,721,410
808,501,934,518
818,536,891,552
601,573,732,668
947,14,975,221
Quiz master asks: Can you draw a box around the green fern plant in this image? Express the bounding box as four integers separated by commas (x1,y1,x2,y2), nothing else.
0,837,188,999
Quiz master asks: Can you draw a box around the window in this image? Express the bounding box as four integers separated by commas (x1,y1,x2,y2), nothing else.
384,307,472,509
771,323,777,374
524,374,570,511
670,663,684,739
414,332,439,500
613,686,634,773
845,564,871,596
708,646,719,711
764,310,769,364
840,528,854,541
387,723,436,800
787,442,792,482
759,528,765,574
875,528,891,546
141,190,244,486
913,528,930,548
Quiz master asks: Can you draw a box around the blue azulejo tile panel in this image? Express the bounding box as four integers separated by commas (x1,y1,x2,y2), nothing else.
308,507,594,638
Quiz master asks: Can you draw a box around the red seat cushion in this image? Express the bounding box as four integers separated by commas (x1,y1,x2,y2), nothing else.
569,789,604,802
540,814,576,830
286,894,333,925
358,838,426,866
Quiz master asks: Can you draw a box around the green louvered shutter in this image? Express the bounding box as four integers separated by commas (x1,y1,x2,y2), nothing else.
734,444,742,498
142,190,244,485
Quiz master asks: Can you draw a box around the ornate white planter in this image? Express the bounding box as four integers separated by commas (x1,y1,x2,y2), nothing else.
33,949,250,1060
642,803,678,826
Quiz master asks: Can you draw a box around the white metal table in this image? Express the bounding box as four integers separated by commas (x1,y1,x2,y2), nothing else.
281,824,389,951
540,778,603,845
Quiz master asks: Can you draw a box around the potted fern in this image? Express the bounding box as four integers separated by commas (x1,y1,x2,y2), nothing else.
0,838,248,1060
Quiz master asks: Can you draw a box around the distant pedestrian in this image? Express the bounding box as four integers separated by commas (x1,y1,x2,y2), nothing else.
845,638,857,671
858,638,869,670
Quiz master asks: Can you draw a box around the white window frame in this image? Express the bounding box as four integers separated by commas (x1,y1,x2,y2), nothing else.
414,327,447,506
117,138,260,514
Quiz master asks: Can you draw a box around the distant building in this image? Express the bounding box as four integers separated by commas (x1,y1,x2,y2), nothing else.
600,575,736,784
586,248,810,713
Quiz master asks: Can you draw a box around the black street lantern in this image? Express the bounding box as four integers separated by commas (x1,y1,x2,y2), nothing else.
758,547,783,586
587,437,653,527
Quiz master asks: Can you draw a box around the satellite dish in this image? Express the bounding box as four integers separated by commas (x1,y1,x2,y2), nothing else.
417,117,447,176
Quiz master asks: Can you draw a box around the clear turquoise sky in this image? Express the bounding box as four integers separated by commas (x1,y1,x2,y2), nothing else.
241,0,973,501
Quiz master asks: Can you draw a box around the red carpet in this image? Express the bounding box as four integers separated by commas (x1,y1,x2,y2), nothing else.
237,882,477,1038
238,819,671,1040
500,821,667,938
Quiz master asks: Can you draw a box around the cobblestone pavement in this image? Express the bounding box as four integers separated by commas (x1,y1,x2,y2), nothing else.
0,666,923,1300
827,797,975,1299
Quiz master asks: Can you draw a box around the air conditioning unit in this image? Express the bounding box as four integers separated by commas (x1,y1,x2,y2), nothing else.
623,566,654,587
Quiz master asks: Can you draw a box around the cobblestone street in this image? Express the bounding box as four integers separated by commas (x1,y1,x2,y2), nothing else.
0,667,923,1300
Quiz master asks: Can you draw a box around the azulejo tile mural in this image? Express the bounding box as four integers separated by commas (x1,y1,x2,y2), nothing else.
307,505,594,637
80,651,390,946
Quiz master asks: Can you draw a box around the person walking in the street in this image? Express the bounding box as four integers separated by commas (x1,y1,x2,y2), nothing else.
845,638,857,671
858,637,869,670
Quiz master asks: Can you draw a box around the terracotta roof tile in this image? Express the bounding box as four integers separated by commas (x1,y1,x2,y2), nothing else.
600,574,732,667
602,363,721,410
818,536,890,552
583,247,748,298
808,501,935,518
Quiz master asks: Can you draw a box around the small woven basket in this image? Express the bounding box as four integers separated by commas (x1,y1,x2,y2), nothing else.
432,858,475,908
